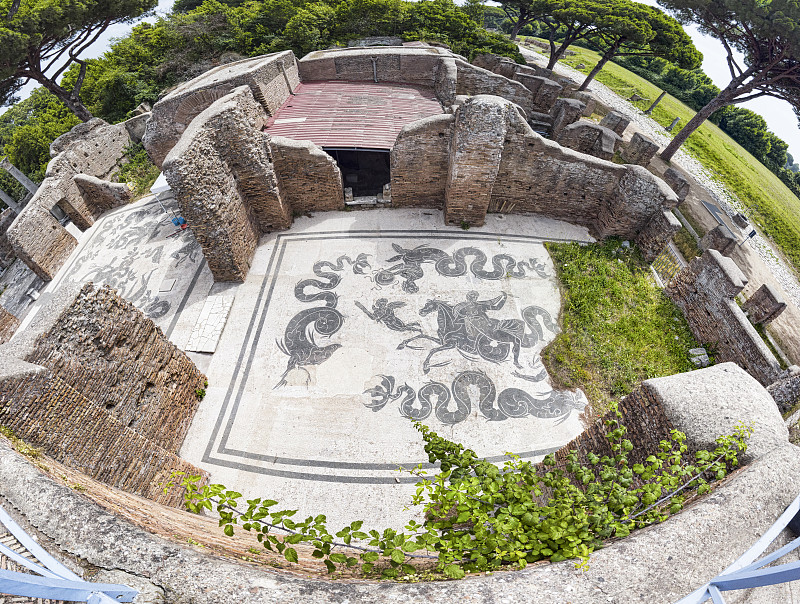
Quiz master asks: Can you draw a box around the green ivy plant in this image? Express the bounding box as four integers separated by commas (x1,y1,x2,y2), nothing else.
167,411,750,579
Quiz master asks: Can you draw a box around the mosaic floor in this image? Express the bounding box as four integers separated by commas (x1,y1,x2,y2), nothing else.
179,209,595,529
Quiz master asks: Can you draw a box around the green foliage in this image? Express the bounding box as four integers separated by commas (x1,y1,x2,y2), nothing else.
0,0,158,119
672,227,701,261
560,44,800,278
0,87,80,182
169,418,750,577
115,143,159,198
541,240,698,412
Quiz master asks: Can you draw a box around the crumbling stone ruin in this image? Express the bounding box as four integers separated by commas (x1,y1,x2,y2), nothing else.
142,46,681,282
666,249,800,409
701,224,738,256
0,283,208,505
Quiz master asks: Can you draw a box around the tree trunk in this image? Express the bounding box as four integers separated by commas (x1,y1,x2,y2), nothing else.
660,95,728,162
510,20,522,41
34,73,93,122
644,91,667,115
578,50,613,91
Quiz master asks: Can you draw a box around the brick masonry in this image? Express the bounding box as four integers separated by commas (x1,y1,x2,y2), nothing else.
0,369,206,507
269,136,344,215
163,86,291,282
743,283,787,325
0,306,19,344
144,51,300,167
7,118,132,281
390,114,455,208
635,209,682,263
701,224,737,256
666,249,785,387
600,111,631,136
25,283,206,453
620,132,659,166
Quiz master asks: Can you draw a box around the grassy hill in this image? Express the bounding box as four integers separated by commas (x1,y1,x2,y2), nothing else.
530,41,800,277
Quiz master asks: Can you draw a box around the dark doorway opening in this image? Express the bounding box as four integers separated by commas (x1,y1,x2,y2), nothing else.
324,148,390,197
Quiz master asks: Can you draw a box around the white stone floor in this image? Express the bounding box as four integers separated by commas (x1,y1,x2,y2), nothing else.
24,202,596,531
179,209,595,530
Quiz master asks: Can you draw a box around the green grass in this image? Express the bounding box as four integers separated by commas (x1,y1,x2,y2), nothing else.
116,142,160,199
541,240,699,415
673,227,701,261
551,44,800,276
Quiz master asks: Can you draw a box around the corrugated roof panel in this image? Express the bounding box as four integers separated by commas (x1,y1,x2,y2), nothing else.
265,81,443,150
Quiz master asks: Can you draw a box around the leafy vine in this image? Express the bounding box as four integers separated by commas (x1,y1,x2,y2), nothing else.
167,411,751,579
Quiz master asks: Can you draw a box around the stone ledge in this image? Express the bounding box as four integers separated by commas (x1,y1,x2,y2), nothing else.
1,413,798,602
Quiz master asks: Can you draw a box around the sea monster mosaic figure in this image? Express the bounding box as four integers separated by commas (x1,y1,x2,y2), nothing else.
275,253,370,387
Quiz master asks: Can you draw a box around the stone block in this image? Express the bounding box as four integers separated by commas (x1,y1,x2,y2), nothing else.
701,224,737,256
635,208,681,263
662,167,690,204
73,174,132,214
743,283,787,325
571,90,596,116
391,113,454,208
0,305,19,344
556,120,620,161
620,132,659,166
644,362,788,462
549,97,585,139
733,212,749,228
144,51,299,167
600,110,631,136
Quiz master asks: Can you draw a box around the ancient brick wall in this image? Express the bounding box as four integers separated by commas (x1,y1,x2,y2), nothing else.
743,283,786,324
163,86,291,282
454,60,536,116
0,369,206,507
25,284,206,453
470,53,562,113
635,209,682,263
433,56,457,106
390,114,454,208
620,132,659,166
0,306,19,344
0,207,16,269
666,250,784,387
270,136,344,214
144,51,299,167
7,119,132,281
597,165,677,238
444,96,507,226
297,47,445,87
7,193,78,281
549,385,675,470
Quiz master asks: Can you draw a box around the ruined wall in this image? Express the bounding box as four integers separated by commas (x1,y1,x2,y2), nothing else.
743,283,786,325
270,136,344,214
144,51,300,167
0,368,206,507
433,56,458,106
481,96,676,237
0,306,19,344
556,120,620,161
444,96,507,226
163,86,291,282
470,53,562,113
453,60,536,116
0,208,17,269
298,46,445,87
666,249,784,387
7,189,78,281
390,114,454,208
7,119,132,281
635,209,682,263
25,284,206,453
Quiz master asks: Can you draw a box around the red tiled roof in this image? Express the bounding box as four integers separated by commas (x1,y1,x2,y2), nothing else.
265,81,443,150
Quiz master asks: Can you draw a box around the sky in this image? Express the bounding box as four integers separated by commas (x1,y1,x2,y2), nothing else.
7,0,800,159
634,0,800,159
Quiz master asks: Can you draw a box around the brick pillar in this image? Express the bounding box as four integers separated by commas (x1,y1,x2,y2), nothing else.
636,209,681,263
444,96,508,228
663,167,690,204
701,224,737,256
620,132,659,166
600,111,631,136
743,283,786,324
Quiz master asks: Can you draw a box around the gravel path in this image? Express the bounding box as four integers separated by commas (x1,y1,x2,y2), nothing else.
520,46,800,308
